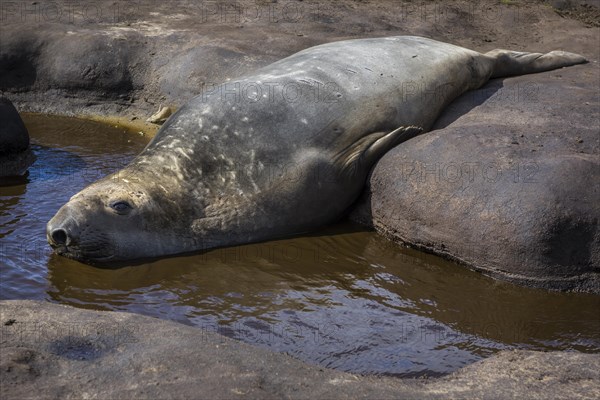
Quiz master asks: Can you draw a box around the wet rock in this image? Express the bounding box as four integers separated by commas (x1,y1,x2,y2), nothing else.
350,63,600,293
1,300,598,399
0,97,34,177
0,97,29,155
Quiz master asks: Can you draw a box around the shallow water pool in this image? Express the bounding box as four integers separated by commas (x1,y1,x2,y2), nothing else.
1,114,598,377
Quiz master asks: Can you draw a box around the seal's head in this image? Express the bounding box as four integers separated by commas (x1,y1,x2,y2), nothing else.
46,172,195,263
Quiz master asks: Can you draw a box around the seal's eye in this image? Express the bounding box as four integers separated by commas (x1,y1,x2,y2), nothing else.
110,201,132,214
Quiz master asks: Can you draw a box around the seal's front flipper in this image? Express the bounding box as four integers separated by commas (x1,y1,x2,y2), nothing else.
336,126,423,178
363,126,423,165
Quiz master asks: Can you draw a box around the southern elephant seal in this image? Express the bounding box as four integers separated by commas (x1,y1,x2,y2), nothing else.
47,36,586,263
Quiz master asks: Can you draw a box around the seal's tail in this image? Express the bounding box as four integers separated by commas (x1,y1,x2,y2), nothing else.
486,49,587,78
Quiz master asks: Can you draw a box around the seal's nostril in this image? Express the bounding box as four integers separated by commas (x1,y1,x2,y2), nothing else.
51,229,68,245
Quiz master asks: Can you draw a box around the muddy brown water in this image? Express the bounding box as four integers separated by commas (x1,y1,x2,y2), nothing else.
1,114,598,377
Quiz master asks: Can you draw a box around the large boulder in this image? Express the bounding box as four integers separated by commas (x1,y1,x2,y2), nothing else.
1,300,598,399
350,63,599,293
0,97,34,177
0,97,29,155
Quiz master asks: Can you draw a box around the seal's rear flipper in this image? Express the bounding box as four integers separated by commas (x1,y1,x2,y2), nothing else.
486,49,587,78
336,126,423,178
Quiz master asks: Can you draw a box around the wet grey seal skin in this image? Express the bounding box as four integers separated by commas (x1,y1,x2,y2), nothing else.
46,36,586,263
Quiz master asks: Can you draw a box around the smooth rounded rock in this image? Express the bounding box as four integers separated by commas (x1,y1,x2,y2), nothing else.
0,97,34,177
0,97,29,156
350,63,600,293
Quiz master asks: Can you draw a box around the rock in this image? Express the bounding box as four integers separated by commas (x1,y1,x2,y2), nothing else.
1,300,598,399
550,0,574,11
0,97,29,156
0,97,34,177
1,0,596,118
429,350,600,399
350,63,599,293
549,0,600,26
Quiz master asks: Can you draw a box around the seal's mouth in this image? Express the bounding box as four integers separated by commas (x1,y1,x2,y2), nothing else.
50,245,115,264
47,233,114,263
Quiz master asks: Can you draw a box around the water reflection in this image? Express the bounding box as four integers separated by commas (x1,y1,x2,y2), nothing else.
46,224,600,376
0,114,148,300
0,178,27,238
